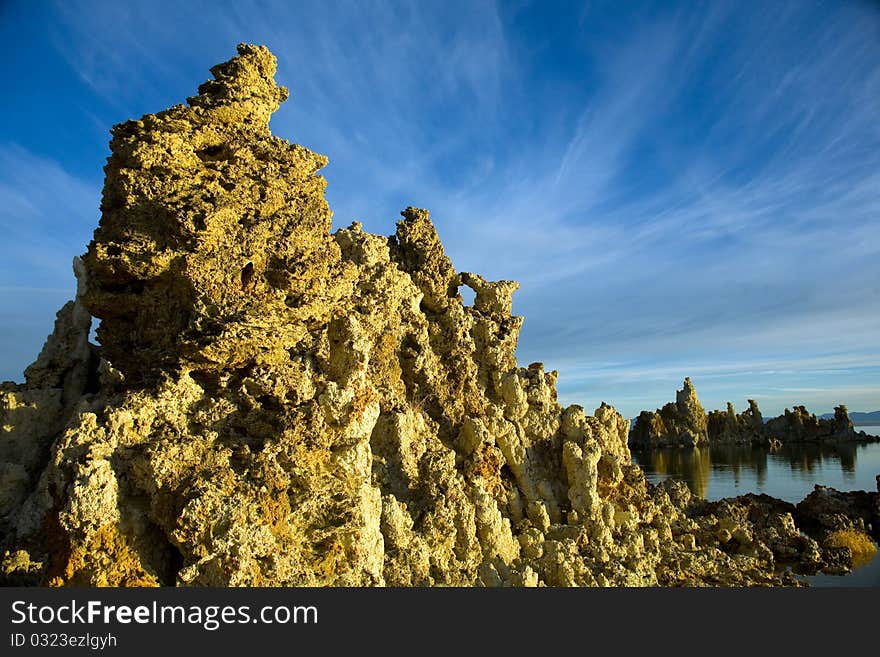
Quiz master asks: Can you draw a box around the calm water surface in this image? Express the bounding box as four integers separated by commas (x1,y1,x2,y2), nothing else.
631,427,880,586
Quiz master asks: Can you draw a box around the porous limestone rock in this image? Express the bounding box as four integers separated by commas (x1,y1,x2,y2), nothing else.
764,405,862,443
1,44,874,587
632,380,871,447
629,378,709,448
706,399,764,445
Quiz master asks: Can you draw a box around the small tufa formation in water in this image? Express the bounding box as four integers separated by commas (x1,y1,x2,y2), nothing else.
764,405,860,443
630,378,873,447
1,45,877,586
706,400,764,445
630,377,709,448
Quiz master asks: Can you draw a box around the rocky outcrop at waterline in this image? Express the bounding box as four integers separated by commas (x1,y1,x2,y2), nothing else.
630,379,878,447
1,44,877,587
629,378,709,448
706,400,764,445
764,405,876,443
795,483,880,572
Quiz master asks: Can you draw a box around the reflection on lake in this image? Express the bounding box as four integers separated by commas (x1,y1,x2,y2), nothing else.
631,430,880,586
631,434,880,504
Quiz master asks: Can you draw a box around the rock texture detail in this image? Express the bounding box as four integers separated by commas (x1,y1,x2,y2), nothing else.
1,45,876,586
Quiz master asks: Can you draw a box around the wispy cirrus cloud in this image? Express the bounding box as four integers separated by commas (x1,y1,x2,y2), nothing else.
0,144,98,287
0,144,99,380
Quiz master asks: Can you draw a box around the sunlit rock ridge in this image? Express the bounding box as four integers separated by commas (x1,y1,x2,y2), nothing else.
1,45,877,586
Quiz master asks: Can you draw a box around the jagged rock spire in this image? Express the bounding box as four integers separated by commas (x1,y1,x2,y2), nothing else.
83,43,340,383
188,43,290,128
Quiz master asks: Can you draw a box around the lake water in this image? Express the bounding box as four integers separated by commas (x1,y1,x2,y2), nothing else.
631,428,880,586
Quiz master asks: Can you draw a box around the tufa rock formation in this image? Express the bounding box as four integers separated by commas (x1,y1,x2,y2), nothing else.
706,400,764,445
631,380,874,448
764,405,866,443
1,45,876,586
629,378,709,448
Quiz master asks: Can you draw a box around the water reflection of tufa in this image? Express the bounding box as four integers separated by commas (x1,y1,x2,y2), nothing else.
641,446,711,499
633,442,863,499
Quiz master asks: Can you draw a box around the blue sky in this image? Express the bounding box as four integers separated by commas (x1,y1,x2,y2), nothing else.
1,0,878,419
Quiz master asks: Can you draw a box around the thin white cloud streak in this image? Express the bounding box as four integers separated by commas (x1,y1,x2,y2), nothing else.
0,144,99,286
556,355,880,387
0,144,97,381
